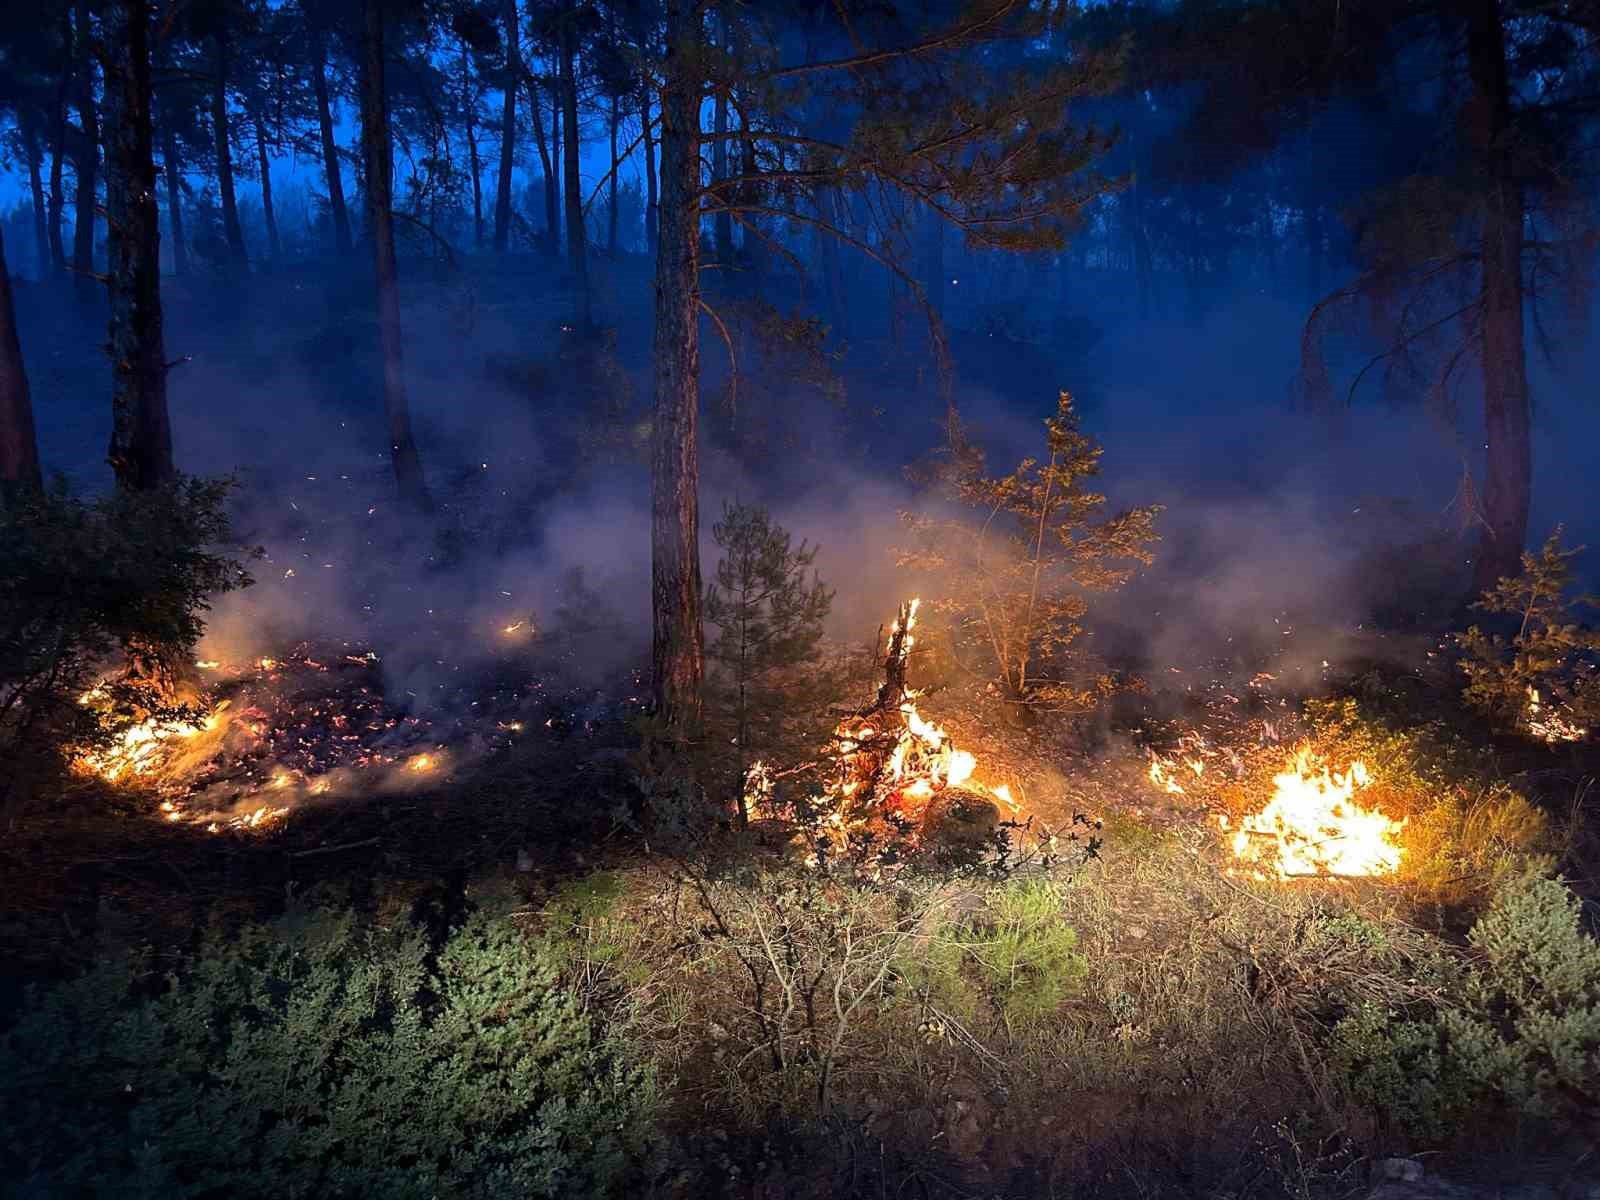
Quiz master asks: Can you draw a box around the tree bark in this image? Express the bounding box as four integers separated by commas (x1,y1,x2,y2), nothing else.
559,19,589,323
641,84,658,258
359,0,431,510
1466,0,1530,593
71,0,100,294
311,38,353,254
0,228,43,493
520,70,558,254
712,13,732,267
162,125,190,278
211,36,247,268
48,77,68,273
493,0,518,252
461,46,485,248
22,119,50,279
650,0,704,733
103,0,175,491
255,117,281,262
608,93,620,254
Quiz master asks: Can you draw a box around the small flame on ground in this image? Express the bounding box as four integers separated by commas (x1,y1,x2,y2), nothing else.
409,753,437,773
1525,686,1588,744
1227,748,1404,879
1148,758,1186,795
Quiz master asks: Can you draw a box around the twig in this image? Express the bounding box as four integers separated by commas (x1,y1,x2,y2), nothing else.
288,836,380,860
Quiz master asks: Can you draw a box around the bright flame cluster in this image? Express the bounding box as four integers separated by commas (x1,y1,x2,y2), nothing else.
1525,686,1588,744
1223,748,1404,879
74,689,221,784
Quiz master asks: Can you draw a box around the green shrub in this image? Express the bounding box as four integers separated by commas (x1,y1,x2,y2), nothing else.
0,891,658,1198
1329,873,1600,1139
963,878,1086,1027
0,477,254,820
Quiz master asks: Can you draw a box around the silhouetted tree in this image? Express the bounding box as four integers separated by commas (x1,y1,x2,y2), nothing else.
0,229,42,494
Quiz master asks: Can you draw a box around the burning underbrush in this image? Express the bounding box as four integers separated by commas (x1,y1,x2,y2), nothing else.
72,643,642,835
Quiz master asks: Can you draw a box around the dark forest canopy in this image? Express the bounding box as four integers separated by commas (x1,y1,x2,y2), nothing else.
1,0,1599,721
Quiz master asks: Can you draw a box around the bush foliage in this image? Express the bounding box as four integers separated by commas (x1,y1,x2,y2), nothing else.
0,890,658,1199
0,478,254,820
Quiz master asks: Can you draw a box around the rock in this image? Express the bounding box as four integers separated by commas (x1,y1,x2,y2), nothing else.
920,789,1001,860
1381,1159,1425,1184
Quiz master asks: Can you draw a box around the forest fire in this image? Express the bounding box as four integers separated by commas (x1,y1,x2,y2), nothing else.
1222,748,1404,879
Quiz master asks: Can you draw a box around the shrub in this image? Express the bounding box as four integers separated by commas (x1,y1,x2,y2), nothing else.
0,477,253,821
1455,529,1600,740
962,878,1086,1028
1328,873,1600,1139
0,890,658,1198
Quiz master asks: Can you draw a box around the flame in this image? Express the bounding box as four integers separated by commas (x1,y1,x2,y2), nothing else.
1227,748,1404,879
1148,758,1186,795
408,753,436,773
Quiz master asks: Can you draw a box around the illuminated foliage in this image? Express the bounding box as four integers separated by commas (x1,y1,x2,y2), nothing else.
899,391,1160,712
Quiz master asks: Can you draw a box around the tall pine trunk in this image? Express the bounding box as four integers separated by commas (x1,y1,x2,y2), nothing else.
462,46,485,248
641,84,657,259
0,229,42,493
359,0,431,511
711,14,732,267
103,0,175,491
312,39,353,254
521,72,558,254
650,0,704,732
1466,0,1530,593
559,22,589,323
607,93,619,254
255,117,281,262
48,78,68,273
493,0,518,252
71,0,100,295
23,119,49,279
211,36,248,268
162,125,190,278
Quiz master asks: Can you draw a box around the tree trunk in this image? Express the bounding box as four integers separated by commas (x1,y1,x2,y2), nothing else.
23,119,50,280
312,39,353,254
493,0,518,252
48,77,68,272
607,93,619,254
103,0,175,491
521,71,558,254
255,118,281,262
551,85,561,247
650,0,704,733
641,84,658,258
712,13,732,267
559,21,589,323
1466,0,1530,593
0,228,43,493
462,46,484,248
211,36,247,268
71,0,100,294
162,125,190,278
359,0,431,510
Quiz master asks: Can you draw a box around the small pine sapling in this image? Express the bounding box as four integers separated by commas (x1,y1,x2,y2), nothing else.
703,503,834,824
1456,529,1600,740
898,392,1160,715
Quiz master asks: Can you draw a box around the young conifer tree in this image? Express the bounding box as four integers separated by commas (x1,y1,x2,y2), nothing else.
704,502,833,823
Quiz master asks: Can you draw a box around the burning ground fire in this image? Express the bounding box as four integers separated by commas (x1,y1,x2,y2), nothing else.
748,599,1024,863
73,644,616,835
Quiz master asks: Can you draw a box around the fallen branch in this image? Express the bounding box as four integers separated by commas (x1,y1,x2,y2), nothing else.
289,836,380,860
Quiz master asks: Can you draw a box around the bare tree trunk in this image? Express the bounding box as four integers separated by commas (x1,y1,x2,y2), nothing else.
520,71,558,255
712,12,732,267
23,119,49,280
162,125,191,278
104,0,175,491
551,85,561,247
461,46,485,248
48,77,68,273
0,229,42,493
641,84,658,259
559,21,589,324
607,93,620,254
1466,0,1530,593
359,0,431,510
312,38,353,254
255,118,281,262
493,0,518,252
211,36,247,268
650,0,704,733
71,0,100,294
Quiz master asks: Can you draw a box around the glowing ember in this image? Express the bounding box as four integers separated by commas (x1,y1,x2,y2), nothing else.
1226,748,1404,879
502,621,525,635
1525,686,1587,744
408,753,436,773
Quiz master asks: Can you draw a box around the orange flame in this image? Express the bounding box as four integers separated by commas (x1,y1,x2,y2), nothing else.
1226,748,1403,879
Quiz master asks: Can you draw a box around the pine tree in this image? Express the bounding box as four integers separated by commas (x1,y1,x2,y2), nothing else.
704,502,833,823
